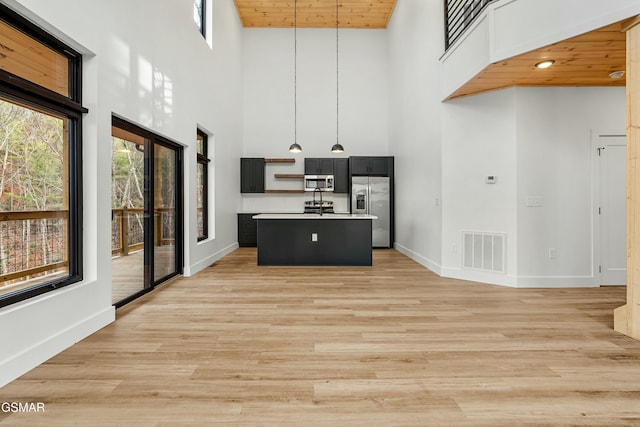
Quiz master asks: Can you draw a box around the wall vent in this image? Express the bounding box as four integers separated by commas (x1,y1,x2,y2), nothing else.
462,231,506,273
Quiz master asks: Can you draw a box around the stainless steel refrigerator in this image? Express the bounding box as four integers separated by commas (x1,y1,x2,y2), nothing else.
351,176,391,248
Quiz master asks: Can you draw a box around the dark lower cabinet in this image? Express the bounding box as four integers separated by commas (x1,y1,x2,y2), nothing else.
238,213,258,247
256,218,372,266
240,158,265,193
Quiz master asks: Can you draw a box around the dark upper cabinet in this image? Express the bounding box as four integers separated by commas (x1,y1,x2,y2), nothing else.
350,156,389,176
304,158,334,175
240,158,265,193
333,158,349,193
304,157,348,193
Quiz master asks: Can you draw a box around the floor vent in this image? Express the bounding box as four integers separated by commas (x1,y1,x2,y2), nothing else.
462,231,506,273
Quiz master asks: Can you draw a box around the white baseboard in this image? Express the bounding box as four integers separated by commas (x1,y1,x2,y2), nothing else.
185,242,239,277
441,267,518,287
441,268,598,288
515,275,598,288
0,306,115,387
393,243,600,288
394,242,442,275
394,244,603,289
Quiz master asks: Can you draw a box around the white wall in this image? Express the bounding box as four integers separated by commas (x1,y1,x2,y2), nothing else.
0,0,244,386
387,0,444,272
389,1,627,288
441,89,519,285
241,28,389,214
516,86,626,286
438,87,626,287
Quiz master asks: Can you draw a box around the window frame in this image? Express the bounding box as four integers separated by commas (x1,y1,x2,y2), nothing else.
196,129,210,242
0,4,85,308
194,0,206,38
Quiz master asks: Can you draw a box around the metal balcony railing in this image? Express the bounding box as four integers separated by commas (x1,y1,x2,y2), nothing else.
445,0,496,50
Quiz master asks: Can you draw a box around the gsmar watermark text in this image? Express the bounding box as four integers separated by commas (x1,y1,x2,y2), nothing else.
1,402,46,413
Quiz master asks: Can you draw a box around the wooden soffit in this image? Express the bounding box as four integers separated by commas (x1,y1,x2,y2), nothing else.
446,20,627,101
234,0,397,29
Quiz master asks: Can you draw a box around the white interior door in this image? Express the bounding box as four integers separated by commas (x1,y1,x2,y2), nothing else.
598,134,626,286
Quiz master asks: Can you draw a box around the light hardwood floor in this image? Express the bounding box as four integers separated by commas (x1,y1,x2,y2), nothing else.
1,248,639,426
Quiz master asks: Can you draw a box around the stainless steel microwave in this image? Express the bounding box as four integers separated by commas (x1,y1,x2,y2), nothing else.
304,175,334,192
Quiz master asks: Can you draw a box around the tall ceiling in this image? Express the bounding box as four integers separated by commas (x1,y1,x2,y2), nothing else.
233,0,397,29
233,2,630,100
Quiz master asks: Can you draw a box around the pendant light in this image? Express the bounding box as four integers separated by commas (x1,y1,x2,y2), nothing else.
288,0,302,153
331,0,344,154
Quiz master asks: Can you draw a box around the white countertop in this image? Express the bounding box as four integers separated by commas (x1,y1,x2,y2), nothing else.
253,213,377,220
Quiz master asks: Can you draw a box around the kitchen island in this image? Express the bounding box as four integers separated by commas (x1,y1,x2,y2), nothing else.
253,213,377,266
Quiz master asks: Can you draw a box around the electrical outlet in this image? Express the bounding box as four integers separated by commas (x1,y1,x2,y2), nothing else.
549,248,557,259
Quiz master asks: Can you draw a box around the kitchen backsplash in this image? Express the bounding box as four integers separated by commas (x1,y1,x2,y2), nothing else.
241,194,349,214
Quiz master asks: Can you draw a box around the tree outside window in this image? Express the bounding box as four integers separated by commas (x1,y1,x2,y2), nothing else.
193,0,205,37
0,99,68,296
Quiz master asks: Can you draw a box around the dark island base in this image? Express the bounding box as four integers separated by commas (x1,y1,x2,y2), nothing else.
256,219,372,266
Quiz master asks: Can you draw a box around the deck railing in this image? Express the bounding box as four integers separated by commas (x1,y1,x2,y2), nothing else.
111,207,175,256
0,210,68,286
0,207,175,290
444,0,496,50
111,207,145,256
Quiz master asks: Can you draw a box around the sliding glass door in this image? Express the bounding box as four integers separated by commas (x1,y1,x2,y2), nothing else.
111,128,147,302
112,118,183,306
151,142,180,284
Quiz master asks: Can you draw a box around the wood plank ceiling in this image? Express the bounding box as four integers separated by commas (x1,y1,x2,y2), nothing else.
233,3,627,100
446,20,627,100
234,0,397,29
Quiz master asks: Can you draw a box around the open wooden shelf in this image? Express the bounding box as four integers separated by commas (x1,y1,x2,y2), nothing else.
274,174,304,179
265,158,295,164
262,159,301,194
264,189,305,194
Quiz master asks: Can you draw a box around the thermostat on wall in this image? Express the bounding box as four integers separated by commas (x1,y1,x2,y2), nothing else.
486,176,497,184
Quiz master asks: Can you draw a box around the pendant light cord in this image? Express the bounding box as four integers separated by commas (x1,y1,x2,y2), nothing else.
294,0,297,144
336,0,339,146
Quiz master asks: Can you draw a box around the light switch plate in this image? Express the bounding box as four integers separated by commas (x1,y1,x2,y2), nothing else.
312,233,318,242
525,196,544,207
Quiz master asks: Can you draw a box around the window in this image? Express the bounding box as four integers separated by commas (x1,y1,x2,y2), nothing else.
196,130,209,241
193,0,206,37
0,4,85,307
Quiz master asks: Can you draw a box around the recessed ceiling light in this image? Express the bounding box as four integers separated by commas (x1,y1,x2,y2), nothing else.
535,60,555,69
609,70,625,79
